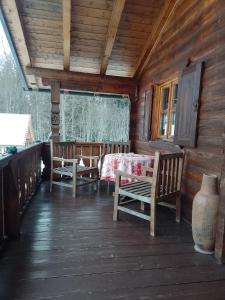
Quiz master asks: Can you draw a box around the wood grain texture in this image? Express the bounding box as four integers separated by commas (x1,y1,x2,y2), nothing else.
174,61,203,147
215,135,225,263
26,66,137,95
0,144,42,240
2,0,180,83
131,0,224,227
134,0,179,78
1,182,225,299
107,0,167,77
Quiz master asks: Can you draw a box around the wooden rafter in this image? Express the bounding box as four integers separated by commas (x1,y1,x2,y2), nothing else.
63,0,71,71
1,0,37,87
1,0,31,67
134,0,180,78
100,0,125,75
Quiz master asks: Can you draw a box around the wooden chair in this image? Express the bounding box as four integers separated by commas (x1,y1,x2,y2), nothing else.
102,141,131,155
50,140,99,198
99,141,131,177
113,152,184,236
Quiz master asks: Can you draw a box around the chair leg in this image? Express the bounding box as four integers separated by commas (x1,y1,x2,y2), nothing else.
72,163,76,198
107,181,110,194
113,192,119,221
94,173,98,191
113,174,121,221
150,198,156,237
50,170,53,192
140,201,145,211
176,193,181,223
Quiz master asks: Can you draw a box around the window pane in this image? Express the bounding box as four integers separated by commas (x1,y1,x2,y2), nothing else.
172,84,178,108
170,112,176,136
170,84,178,137
160,113,168,136
161,87,169,110
160,87,169,136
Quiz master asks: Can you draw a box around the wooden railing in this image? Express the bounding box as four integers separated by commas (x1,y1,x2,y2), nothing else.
0,143,42,245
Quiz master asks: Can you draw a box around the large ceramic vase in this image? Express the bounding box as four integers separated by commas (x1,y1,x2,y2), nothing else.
192,174,219,254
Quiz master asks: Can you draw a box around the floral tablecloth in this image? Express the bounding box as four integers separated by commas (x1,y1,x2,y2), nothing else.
101,153,155,184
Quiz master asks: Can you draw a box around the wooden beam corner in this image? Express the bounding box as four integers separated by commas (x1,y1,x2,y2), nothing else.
100,0,125,75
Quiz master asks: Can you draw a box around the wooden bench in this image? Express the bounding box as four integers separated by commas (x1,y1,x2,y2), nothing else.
113,151,184,236
50,140,99,198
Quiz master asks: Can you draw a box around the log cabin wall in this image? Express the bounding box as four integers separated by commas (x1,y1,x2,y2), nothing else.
131,0,225,222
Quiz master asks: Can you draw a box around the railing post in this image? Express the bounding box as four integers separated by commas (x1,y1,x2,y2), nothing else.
42,142,51,180
3,162,20,238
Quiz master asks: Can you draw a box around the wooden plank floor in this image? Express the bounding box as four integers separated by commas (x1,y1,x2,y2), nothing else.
1,181,225,300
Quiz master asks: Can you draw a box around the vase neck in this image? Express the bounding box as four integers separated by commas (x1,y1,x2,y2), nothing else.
200,174,218,195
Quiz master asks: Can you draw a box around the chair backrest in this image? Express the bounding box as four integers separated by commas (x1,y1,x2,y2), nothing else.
50,140,76,160
75,142,102,158
102,141,131,155
152,151,184,200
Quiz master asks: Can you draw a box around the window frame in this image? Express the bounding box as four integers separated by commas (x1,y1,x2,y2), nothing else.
158,79,178,141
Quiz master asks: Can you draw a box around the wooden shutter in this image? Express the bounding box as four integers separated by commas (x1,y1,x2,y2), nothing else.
143,87,154,141
174,62,203,147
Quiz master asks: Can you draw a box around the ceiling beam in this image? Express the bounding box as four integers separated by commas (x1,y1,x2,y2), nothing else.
63,0,71,70
100,0,125,75
43,78,134,96
26,67,137,95
134,0,180,78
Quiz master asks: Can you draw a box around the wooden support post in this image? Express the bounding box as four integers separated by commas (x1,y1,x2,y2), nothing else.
51,81,60,140
215,133,225,263
3,163,20,238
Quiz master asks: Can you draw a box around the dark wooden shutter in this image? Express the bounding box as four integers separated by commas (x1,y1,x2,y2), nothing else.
143,86,154,141
174,62,203,147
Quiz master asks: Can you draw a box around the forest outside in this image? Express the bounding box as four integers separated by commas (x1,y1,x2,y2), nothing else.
60,94,129,142
0,25,130,143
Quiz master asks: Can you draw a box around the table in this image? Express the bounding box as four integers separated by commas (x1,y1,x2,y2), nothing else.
101,153,155,184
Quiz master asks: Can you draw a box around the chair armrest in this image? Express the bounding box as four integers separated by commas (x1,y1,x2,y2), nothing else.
115,170,152,183
53,157,78,163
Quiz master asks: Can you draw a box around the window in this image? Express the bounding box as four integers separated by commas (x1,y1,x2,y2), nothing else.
60,94,130,142
159,80,178,140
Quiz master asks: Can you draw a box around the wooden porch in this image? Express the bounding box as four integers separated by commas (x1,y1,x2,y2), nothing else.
1,0,225,297
1,181,225,300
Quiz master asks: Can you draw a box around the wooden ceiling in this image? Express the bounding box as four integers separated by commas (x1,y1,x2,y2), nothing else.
0,0,178,91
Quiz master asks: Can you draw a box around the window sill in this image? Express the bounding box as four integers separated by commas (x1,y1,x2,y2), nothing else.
145,139,181,153
158,137,174,143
